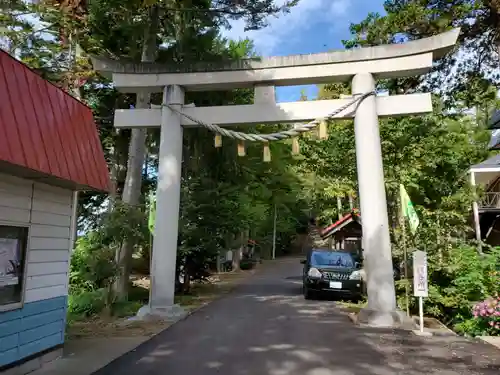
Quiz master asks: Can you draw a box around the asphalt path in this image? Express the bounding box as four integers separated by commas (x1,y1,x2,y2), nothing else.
92,257,500,375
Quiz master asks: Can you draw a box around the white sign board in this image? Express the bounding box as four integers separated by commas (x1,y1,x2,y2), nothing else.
413,250,428,297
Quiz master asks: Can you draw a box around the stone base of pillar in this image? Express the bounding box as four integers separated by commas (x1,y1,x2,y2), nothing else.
357,307,416,329
132,304,187,322
412,329,433,337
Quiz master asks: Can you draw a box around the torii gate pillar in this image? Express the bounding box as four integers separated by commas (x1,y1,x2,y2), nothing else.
137,85,186,319
353,73,401,326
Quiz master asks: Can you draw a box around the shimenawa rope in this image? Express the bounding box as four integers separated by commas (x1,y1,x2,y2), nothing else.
166,91,375,143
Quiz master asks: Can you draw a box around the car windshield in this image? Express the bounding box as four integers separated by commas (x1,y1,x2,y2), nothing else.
311,250,355,268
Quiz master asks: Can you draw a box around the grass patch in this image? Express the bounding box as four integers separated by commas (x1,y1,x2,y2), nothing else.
336,299,367,314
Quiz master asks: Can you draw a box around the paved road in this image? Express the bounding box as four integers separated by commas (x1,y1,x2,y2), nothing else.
93,258,500,375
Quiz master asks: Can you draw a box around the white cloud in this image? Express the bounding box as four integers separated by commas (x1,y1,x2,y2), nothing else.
327,0,351,33
221,0,352,55
329,0,349,16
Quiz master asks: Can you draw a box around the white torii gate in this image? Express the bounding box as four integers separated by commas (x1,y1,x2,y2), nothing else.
92,28,459,327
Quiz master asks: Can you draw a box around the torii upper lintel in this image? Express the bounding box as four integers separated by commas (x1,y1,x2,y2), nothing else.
91,28,460,93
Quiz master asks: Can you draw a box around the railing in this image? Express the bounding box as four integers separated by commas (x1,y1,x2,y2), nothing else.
480,192,500,209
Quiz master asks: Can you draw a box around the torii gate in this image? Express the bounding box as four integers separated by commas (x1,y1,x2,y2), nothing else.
92,28,459,327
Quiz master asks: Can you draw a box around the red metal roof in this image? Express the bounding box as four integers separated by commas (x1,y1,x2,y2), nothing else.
0,50,109,191
321,209,361,238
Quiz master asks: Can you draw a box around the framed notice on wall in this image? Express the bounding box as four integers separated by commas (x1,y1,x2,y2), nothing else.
0,225,28,309
0,238,20,287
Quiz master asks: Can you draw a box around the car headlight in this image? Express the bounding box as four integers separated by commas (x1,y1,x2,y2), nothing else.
349,270,362,280
307,267,322,278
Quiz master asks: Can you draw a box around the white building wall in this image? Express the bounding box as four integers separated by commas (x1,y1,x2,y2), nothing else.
0,173,74,304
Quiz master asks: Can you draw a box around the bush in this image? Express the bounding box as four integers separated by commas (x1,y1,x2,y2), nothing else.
68,289,107,318
66,201,150,322
471,296,500,336
394,240,500,336
69,240,117,294
421,244,500,334
70,201,148,291
67,288,144,320
111,300,143,318
239,259,254,270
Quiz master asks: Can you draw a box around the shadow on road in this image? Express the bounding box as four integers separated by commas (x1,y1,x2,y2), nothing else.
91,260,500,375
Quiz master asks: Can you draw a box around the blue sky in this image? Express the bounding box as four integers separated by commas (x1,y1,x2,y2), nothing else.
222,0,386,102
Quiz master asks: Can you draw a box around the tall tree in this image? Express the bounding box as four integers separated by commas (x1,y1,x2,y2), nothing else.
86,0,300,299
114,4,160,299
343,1,500,105
1,0,302,295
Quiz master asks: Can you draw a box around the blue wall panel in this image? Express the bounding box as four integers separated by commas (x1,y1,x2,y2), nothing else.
0,296,67,367
0,334,19,352
0,348,19,368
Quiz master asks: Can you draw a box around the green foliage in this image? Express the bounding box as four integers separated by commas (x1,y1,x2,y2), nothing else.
68,289,107,318
4,0,499,335
239,259,255,270
67,288,144,319
393,242,500,337
69,240,116,293
331,2,500,336
301,85,496,338
422,245,500,324
70,201,147,291
69,202,147,316
2,0,305,316
464,296,500,336
343,1,500,107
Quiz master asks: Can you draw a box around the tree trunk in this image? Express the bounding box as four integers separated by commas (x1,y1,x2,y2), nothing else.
114,6,159,300
243,228,250,257
232,232,243,271
224,233,233,272
108,151,119,210
216,251,222,273
183,257,192,294
67,36,80,249
232,247,241,271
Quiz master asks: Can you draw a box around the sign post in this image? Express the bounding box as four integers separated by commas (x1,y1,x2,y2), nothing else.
413,250,428,333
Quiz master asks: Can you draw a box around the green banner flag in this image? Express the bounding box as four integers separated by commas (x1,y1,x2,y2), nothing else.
400,184,419,234
148,192,156,235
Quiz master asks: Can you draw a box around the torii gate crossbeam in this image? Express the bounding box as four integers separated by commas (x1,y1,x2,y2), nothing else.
92,28,459,328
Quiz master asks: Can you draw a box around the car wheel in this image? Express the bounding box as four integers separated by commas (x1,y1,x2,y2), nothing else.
303,286,313,300
351,295,362,303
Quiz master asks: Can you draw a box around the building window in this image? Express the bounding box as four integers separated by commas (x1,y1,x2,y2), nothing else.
0,225,29,311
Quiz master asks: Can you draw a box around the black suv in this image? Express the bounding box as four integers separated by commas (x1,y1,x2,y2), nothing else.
301,249,364,300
